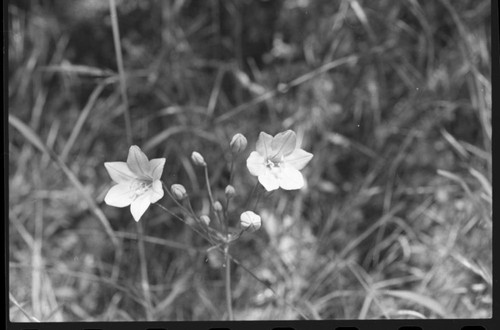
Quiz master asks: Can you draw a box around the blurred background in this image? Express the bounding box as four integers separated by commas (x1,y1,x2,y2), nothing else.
8,0,492,321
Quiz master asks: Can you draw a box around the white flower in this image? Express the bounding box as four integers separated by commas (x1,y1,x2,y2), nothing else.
104,145,165,221
240,211,262,232
246,130,313,191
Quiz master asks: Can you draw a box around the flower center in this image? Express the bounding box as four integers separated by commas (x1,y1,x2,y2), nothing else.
266,158,280,168
266,158,284,176
131,180,152,198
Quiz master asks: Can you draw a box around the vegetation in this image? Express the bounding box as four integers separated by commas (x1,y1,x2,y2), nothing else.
8,0,491,321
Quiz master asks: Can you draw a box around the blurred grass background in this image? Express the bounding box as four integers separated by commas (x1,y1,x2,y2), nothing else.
8,0,492,321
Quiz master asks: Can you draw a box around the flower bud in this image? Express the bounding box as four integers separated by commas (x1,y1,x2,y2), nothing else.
225,185,236,198
240,211,261,233
186,217,196,226
213,201,223,212
200,215,211,226
170,184,187,200
191,151,206,167
230,133,247,153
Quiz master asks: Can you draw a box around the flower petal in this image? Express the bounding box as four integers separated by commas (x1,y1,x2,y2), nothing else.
258,170,280,191
150,180,164,203
284,148,313,170
130,193,151,221
246,151,266,176
278,167,305,190
256,132,273,158
150,158,166,180
270,130,296,159
127,145,151,178
104,183,135,207
104,162,138,183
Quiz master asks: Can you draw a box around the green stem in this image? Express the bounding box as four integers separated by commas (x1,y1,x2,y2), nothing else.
228,156,235,186
244,181,259,210
224,244,234,320
204,165,223,229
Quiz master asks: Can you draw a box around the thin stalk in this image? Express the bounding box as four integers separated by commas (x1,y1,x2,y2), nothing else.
228,157,235,186
109,0,133,145
223,154,234,320
153,203,309,320
224,154,235,232
244,181,259,210
136,221,153,321
155,203,216,245
204,165,223,229
185,198,199,222
224,244,234,320
204,165,216,206
159,183,218,241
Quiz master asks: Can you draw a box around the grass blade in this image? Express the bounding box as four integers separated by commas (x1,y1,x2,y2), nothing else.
380,290,448,318
8,115,122,279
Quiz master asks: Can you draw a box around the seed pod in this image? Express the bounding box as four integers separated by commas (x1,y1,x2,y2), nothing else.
191,151,206,167
170,184,187,200
240,211,261,233
230,133,248,153
225,185,236,198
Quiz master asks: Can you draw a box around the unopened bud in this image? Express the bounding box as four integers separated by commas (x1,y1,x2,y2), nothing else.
230,133,247,153
240,211,261,233
186,217,196,226
191,151,206,166
200,215,211,226
225,185,236,198
170,184,187,200
213,201,223,212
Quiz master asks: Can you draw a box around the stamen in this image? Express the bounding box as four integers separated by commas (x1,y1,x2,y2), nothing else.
266,158,283,175
131,180,152,198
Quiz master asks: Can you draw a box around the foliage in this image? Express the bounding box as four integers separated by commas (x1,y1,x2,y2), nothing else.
8,0,492,321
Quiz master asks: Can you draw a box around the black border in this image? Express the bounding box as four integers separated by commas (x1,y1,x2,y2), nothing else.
4,0,498,329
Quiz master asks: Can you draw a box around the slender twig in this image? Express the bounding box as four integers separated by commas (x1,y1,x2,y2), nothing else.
136,221,153,321
109,0,133,145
